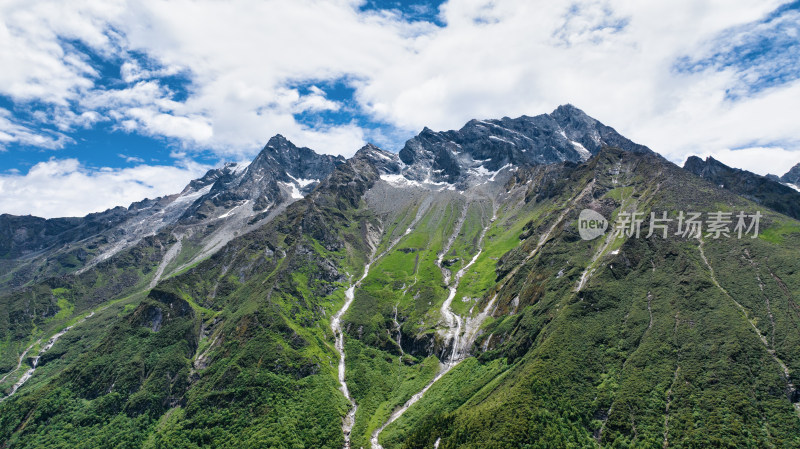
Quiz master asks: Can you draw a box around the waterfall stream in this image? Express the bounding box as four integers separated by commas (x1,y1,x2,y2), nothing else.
1,311,95,402
332,205,429,448
331,265,371,448
370,205,495,449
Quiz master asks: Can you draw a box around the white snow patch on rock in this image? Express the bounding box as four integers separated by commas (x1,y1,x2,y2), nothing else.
570,140,592,160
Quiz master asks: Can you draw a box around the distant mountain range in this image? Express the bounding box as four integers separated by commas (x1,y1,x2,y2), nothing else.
684,155,800,220
1,105,798,449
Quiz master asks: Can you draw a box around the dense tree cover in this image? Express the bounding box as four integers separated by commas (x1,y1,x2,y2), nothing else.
0,232,178,375
1,148,798,448
393,149,800,448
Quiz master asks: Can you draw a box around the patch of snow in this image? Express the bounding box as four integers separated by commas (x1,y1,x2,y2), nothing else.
231,161,250,175
288,174,319,188
381,172,458,191
480,120,534,142
427,180,452,187
217,202,246,219
380,173,421,187
470,165,493,177
172,184,213,206
466,163,512,186
788,183,800,192
371,149,393,160
490,164,512,181
489,135,515,145
282,182,304,199
570,140,592,160
448,140,462,148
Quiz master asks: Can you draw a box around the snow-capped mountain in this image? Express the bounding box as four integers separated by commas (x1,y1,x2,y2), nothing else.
2,105,800,449
0,136,344,292
394,104,650,189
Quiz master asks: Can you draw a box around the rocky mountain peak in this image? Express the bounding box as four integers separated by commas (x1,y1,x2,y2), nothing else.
184,162,240,194
394,104,650,188
683,155,727,176
265,133,290,147
183,135,345,218
354,143,386,157
354,143,402,175
781,162,800,185
248,134,344,181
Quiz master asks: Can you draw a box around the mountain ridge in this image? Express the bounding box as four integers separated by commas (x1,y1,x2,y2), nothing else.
1,105,798,449
684,155,800,220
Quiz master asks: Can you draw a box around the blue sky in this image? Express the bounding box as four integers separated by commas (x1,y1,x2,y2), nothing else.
1,0,799,217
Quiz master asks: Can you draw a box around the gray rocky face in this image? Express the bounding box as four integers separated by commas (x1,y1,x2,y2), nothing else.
0,135,346,291
353,143,403,175
683,155,800,220
258,134,346,181
397,104,650,188
781,163,800,185
184,134,345,217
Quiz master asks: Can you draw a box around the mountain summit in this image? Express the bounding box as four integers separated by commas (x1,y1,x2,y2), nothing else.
185,135,345,218
782,162,800,186
398,104,650,187
1,106,799,449
0,135,345,293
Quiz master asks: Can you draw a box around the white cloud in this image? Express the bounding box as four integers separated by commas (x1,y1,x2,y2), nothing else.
0,108,70,150
0,0,124,105
0,158,210,218
118,153,144,163
5,0,798,161
293,86,342,113
2,0,800,216
119,59,181,83
124,107,213,142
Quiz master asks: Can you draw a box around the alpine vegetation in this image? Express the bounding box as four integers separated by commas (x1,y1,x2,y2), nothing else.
1,105,799,449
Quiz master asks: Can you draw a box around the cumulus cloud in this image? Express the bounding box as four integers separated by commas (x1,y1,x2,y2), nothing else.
0,158,210,218
118,153,144,163
0,108,70,150
0,0,122,105
2,0,800,216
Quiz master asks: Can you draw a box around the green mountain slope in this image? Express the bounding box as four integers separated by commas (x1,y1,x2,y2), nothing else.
0,126,798,447
394,149,800,448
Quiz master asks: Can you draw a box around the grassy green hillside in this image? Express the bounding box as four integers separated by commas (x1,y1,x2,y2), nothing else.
394,149,800,448
0,232,180,379
0,148,798,448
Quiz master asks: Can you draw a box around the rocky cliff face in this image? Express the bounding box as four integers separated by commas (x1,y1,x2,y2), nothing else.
684,155,800,220
0,136,346,294
782,162,800,186
398,104,650,188
2,106,800,449
182,135,345,219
